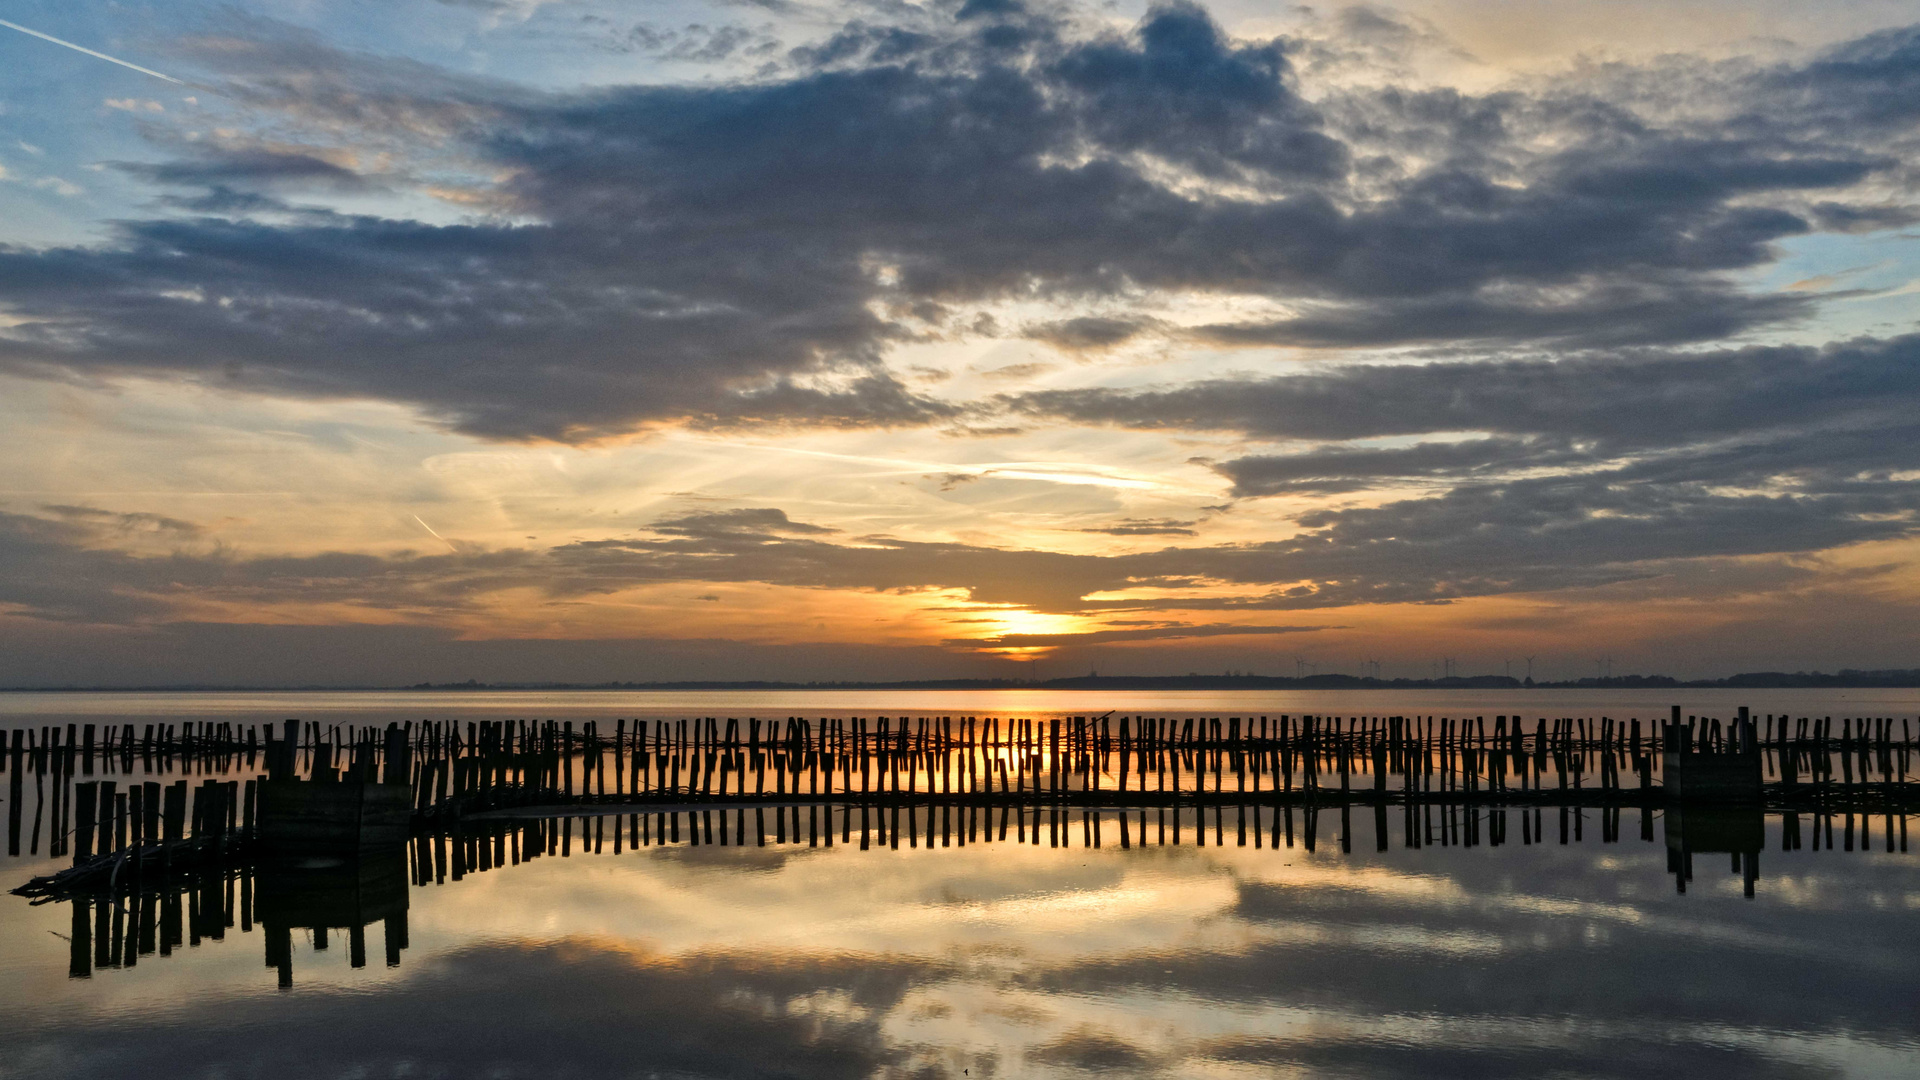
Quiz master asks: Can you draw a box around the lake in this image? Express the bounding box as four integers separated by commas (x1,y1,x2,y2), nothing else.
5,685,1920,727
0,689,1914,1079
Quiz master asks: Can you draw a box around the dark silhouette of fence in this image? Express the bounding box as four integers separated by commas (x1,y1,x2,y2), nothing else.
9,703,1916,979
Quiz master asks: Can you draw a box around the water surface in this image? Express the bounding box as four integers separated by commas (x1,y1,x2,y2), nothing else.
1,691,1914,1079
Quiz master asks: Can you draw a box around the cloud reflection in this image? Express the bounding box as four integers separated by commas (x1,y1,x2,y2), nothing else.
11,816,1915,1079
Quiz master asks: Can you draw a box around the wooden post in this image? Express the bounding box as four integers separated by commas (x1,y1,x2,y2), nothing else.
74,781,97,863
97,781,117,856
163,781,187,843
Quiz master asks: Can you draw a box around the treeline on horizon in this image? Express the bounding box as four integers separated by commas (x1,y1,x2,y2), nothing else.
405,669,1920,691
12,669,1920,692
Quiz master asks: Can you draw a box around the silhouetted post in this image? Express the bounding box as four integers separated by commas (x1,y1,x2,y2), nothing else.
612,719,625,796
75,781,97,863
98,781,117,855
163,781,187,843
384,724,408,785
6,731,21,857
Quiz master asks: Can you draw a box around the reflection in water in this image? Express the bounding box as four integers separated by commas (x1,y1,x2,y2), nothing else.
256,853,410,986
3,704,1917,1078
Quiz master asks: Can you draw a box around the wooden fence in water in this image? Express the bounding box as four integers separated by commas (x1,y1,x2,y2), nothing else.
9,705,1916,900
9,703,1919,982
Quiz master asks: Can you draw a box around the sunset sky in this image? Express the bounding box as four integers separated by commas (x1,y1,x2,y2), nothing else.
1,0,1918,685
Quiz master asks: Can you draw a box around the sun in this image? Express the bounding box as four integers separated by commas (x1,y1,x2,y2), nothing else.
949,607,1092,655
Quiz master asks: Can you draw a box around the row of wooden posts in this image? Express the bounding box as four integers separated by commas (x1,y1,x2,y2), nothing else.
14,704,1914,983
7,707,1916,862
405,706,1910,817
5,706,1916,779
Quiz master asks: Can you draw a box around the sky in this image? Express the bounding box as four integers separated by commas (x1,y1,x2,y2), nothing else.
0,0,1918,686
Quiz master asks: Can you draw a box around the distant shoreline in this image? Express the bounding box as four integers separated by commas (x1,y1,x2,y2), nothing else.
5,670,1919,693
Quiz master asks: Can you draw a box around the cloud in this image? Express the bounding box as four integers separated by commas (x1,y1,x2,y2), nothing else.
1210,438,1569,495
0,5,1913,439
4,455,1911,641
1015,333,1920,450
974,360,1057,380
590,21,782,62
1025,315,1162,352
1024,334,1920,586
649,507,840,537
115,146,378,194
2,4,1919,668
39,503,207,537
952,622,1332,648
28,175,82,197
1187,280,1815,350
1078,517,1199,536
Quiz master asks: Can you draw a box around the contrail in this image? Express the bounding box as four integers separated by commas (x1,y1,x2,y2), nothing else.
0,18,183,84
412,514,460,553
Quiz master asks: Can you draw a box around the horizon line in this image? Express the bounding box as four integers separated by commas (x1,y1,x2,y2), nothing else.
4,669,1918,694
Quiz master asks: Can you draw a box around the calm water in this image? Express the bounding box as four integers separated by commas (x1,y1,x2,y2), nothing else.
6,685,1920,727
1,690,1915,1079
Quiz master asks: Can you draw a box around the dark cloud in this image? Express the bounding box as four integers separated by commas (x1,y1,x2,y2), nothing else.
1049,0,1346,182
0,618,1043,686
1189,279,1814,350
115,147,378,194
1025,315,1162,351
1807,199,1920,232
0,511,180,624
1219,472,1920,608
38,504,206,537
1233,438,1530,492
1019,332,1920,461
650,508,840,537
1018,336,1920,584
0,5,1910,438
1762,24,1920,135
1210,437,1570,495
1078,517,1199,536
